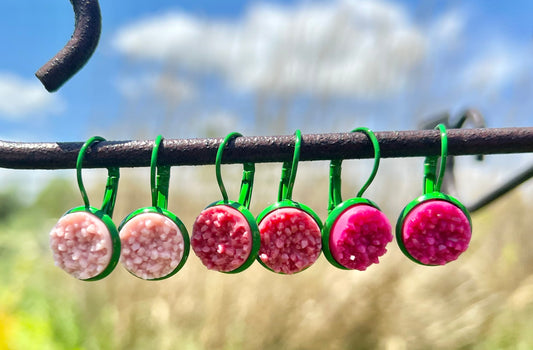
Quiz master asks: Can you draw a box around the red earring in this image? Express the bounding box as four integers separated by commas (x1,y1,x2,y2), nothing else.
256,130,323,274
191,132,260,273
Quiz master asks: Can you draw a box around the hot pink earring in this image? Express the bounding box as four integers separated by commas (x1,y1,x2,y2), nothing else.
322,128,392,270
396,124,472,265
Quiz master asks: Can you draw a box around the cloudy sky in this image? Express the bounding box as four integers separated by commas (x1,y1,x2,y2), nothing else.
0,0,531,206
0,0,532,143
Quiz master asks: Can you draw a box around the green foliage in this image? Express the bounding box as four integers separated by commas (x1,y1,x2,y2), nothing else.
0,177,114,350
31,178,79,218
0,188,25,222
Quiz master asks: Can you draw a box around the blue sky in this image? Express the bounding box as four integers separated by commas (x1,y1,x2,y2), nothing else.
0,0,532,143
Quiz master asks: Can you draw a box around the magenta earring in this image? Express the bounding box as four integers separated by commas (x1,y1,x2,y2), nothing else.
396,124,472,265
322,128,392,270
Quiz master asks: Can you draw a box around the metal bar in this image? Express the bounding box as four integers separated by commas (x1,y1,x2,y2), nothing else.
468,164,533,213
0,127,531,170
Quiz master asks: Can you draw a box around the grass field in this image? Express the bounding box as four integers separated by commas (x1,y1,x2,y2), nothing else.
1,162,532,350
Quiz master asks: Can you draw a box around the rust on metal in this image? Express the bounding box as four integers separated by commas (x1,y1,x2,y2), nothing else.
0,127,531,170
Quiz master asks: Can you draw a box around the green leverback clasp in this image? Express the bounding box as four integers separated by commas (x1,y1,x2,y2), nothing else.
100,167,120,218
150,135,171,210
277,130,301,202
216,132,256,209
423,124,448,195
238,162,255,209
327,159,343,213
191,132,260,273
77,136,120,218
327,127,380,213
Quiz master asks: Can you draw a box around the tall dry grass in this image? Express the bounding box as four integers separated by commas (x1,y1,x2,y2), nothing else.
1,161,533,350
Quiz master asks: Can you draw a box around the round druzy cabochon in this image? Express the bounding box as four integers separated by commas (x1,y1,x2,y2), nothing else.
192,205,254,272
329,204,392,270
401,199,471,265
120,212,186,280
50,211,113,280
258,207,321,274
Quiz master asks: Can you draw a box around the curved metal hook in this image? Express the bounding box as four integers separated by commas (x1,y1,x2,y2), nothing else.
419,109,533,212
419,108,486,195
35,0,102,92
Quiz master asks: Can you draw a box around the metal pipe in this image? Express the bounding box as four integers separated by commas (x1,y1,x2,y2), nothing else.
0,127,531,170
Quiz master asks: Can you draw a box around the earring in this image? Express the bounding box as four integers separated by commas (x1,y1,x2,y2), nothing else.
49,136,121,280
191,132,260,273
322,127,392,270
396,124,472,265
256,130,323,274
118,135,189,280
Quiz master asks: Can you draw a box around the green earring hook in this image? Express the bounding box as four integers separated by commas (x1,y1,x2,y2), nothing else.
424,124,448,194
151,135,170,209
76,136,119,217
216,132,255,208
328,127,380,213
238,163,255,209
278,130,302,202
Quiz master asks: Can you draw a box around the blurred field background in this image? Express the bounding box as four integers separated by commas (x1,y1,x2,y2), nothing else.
1,159,533,350
1,0,533,349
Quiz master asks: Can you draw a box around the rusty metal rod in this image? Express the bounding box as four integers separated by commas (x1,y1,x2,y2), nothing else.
468,164,533,213
35,0,101,92
0,127,531,170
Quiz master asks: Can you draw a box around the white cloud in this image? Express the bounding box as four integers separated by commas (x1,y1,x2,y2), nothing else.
429,10,465,46
0,73,64,120
116,73,196,102
113,0,426,98
111,0,533,130
461,47,528,93
426,9,531,96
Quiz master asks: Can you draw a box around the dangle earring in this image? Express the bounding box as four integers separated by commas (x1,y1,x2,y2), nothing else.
256,130,323,274
49,136,121,280
396,124,472,265
322,128,392,270
191,132,260,273
118,135,189,280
